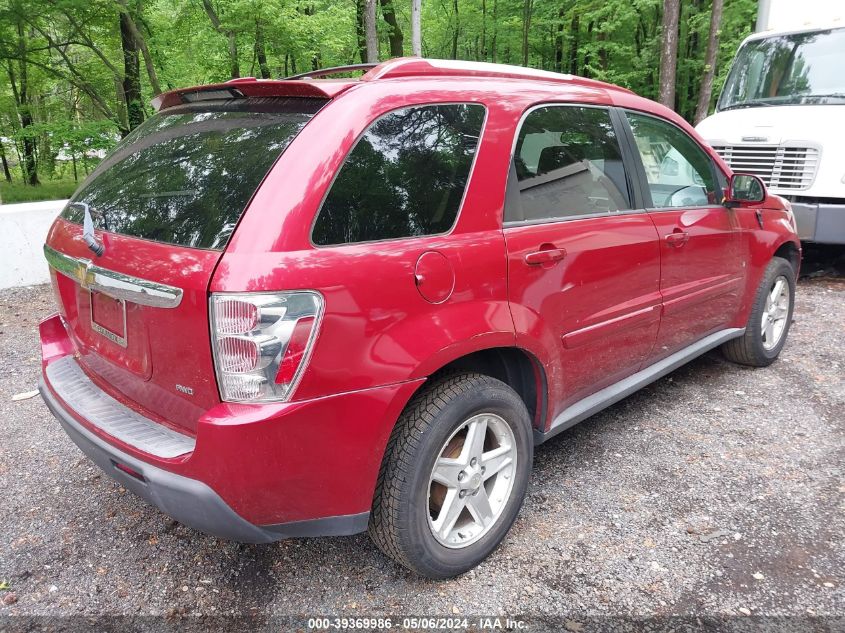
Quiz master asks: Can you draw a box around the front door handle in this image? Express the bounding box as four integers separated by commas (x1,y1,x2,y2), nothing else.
524,248,567,266
665,231,690,247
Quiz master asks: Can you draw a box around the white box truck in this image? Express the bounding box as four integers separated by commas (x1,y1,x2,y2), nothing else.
695,0,845,243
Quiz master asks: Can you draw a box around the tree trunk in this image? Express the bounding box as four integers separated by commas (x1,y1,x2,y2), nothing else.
583,20,593,77
9,22,39,185
411,0,422,56
682,4,699,122
597,30,608,74
120,11,144,131
568,13,579,74
491,0,498,62
521,0,533,66
364,0,378,63
202,0,240,78
554,8,564,72
694,0,724,124
115,0,162,95
479,0,486,60
658,0,680,108
0,140,11,183
356,0,367,63
381,0,404,57
254,20,271,78
451,0,459,60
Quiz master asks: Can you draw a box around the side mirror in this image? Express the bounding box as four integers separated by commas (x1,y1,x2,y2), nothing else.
724,173,766,208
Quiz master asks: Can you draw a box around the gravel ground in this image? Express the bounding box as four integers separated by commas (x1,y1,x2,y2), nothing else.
0,266,842,630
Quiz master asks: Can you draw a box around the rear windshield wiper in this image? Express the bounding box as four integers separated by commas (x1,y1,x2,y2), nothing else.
70,201,105,257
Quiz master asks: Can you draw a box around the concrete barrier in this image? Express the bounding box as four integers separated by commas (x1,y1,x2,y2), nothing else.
0,200,67,290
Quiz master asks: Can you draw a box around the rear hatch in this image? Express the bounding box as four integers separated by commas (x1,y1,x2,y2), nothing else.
45,96,326,434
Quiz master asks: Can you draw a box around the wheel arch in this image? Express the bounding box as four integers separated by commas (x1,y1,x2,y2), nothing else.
412,345,547,431
772,239,801,279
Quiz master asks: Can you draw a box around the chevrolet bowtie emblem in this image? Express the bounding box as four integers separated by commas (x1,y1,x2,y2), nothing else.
74,260,95,289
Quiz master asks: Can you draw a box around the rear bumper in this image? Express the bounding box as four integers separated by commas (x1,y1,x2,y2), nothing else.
38,314,423,542
791,200,845,244
39,376,369,543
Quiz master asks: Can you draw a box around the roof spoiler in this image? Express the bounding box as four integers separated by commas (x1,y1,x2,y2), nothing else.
151,77,354,112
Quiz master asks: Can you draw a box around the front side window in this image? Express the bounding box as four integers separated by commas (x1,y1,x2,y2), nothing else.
508,106,631,223
626,112,717,209
312,103,485,246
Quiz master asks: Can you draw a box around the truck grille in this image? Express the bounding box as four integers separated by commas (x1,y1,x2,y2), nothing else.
711,144,819,191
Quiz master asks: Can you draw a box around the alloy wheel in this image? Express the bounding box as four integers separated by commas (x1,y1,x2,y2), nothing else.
761,275,790,350
427,413,517,549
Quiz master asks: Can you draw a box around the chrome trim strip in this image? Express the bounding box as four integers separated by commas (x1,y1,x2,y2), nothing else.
44,244,183,309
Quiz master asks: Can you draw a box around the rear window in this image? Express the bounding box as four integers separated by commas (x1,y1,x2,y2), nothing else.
61,97,325,249
311,103,486,246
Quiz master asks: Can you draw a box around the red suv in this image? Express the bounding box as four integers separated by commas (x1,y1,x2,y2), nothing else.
39,58,800,578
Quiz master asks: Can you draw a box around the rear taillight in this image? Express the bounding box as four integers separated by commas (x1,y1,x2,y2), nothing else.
210,292,323,402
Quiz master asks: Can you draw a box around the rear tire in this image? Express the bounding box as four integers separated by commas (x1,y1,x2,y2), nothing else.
722,256,795,367
368,372,533,579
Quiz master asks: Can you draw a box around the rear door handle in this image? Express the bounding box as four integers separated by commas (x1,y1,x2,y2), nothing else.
524,248,567,266
665,231,690,247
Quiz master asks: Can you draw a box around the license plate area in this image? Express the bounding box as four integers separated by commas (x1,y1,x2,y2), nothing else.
89,291,127,348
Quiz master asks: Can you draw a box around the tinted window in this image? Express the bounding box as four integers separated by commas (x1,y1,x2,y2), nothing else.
508,106,631,223
625,112,718,209
61,98,324,249
312,103,485,246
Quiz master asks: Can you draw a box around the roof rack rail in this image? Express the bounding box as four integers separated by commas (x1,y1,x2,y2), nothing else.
361,58,571,83
285,63,378,81
361,58,631,92
281,57,631,94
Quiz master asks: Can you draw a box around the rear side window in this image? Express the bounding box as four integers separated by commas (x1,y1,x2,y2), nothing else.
61,98,325,249
508,106,631,223
312,103,485,246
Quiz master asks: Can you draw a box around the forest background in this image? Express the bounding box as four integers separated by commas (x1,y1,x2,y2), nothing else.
0,0,756,201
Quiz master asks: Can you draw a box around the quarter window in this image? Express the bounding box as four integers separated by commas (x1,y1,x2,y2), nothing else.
625,112,718,208
508,106,631,223
312,103,485,246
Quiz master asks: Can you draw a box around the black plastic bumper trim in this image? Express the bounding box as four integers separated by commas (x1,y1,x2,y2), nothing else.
39,376,369,543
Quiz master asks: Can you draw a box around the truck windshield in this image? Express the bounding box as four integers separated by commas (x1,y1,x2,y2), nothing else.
718,27,845,111
61,97,325,249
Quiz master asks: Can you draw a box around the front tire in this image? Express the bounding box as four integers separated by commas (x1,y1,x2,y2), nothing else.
368,372,533,578
722,256,795,367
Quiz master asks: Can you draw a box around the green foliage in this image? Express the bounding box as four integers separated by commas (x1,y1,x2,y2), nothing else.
0,0,757,201
0,179,78,203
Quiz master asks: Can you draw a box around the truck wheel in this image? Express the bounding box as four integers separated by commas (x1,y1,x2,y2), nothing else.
368,372,533,578
722,256,795,367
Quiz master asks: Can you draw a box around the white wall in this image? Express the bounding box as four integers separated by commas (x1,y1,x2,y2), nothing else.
0,200,66,290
